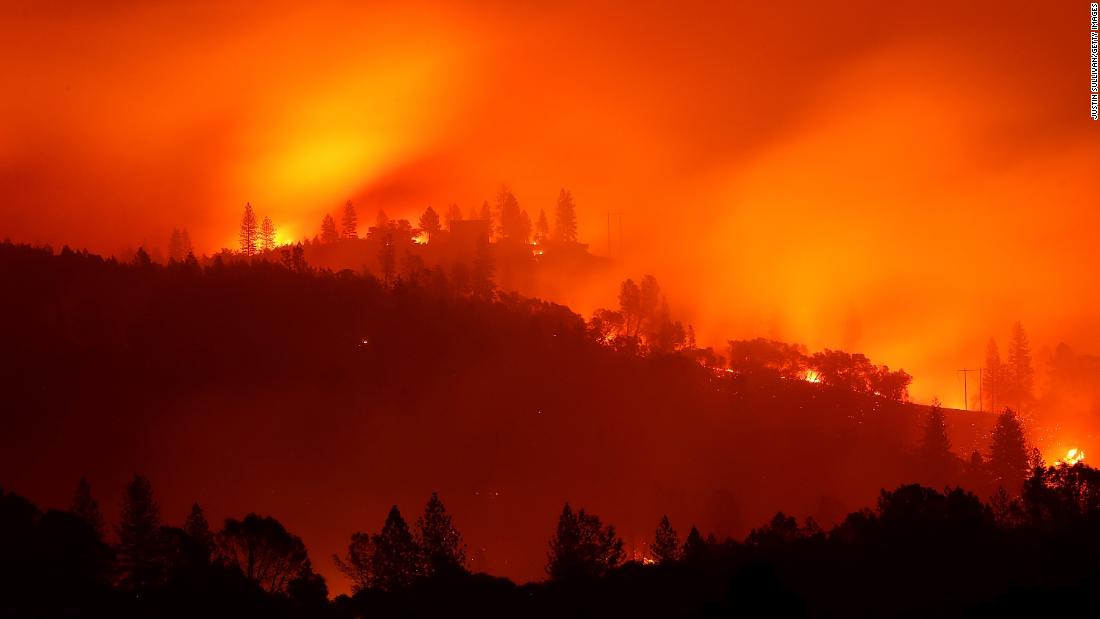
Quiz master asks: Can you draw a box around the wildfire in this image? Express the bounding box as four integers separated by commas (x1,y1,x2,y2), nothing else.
413,231,429,244
1060,448,1086,466
804,370,822,384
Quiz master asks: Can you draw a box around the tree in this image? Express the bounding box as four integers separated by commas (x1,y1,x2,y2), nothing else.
419,206,441,241
535,209,550,244
989,409,1030,494
371,506,420,590
916,400,956,484
168,228,191,262
808,350,876,393
260,216,276,251
746,512,807,547
445,203,462,231
546,503,624,580
553,188,578,243
334,532,374,593
341,200,359,239
495,186,525,242
983,338,1005,413
650,515,680,563
169,227,193,261
618,279,641,338
183,502,213,557
116,475,163,590
320,213,339,243
70,477,104,538
416,492,467,577
239,203,258,256
1007,322,1034,413
681,525,708,563
217,513,312,594
727,339,807,379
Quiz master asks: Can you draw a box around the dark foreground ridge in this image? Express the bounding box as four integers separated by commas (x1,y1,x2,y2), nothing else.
4,466,1100,618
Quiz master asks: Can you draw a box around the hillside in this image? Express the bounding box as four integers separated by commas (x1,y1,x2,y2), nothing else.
1,242,974,589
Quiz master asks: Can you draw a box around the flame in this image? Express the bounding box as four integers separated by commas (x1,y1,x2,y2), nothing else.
1061,448,1086,466
804,370,822,384
413,231,429,245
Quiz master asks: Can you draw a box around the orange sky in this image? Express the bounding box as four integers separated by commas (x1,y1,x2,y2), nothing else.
2,0,1098,408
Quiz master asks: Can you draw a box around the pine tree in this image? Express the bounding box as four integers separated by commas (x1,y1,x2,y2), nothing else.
416,492,466,577
71,477,105,538
183,502,213,556
650,515,680,563
371,506,420,590
239,203,258,256
495,186,524,242
989,409,1030,494
1007,322,1034,413
260,216,276,251
419,206,441,241
116,475,163,590
553,188,578,243
983,338,1004,413
320,213,339,243
168,228,185,261
681,525,708,563
341,200,359,239
445,204,463,231
917,400,955,484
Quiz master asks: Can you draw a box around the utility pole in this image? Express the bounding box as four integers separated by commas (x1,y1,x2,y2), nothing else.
958,368,979,411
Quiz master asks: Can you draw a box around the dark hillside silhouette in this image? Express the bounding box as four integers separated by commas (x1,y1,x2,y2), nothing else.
0,242,1042,592
5,463,1100,617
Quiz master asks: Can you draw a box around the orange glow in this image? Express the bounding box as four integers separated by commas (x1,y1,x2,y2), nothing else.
2,0,1098,595
1060,448,1085,466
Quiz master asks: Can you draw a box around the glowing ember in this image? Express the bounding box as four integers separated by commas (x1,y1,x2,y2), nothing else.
804,370,822,384
1061,448,1085,466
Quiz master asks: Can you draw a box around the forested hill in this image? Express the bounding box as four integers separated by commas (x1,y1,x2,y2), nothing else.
2,242,972,588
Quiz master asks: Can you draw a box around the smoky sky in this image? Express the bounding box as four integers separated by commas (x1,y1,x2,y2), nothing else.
2,0,1098,404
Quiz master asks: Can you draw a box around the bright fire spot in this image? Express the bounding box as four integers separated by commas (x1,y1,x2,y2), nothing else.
413,231,429,245
1061,448,1086,466
804,370,822,384
642,556,656,566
